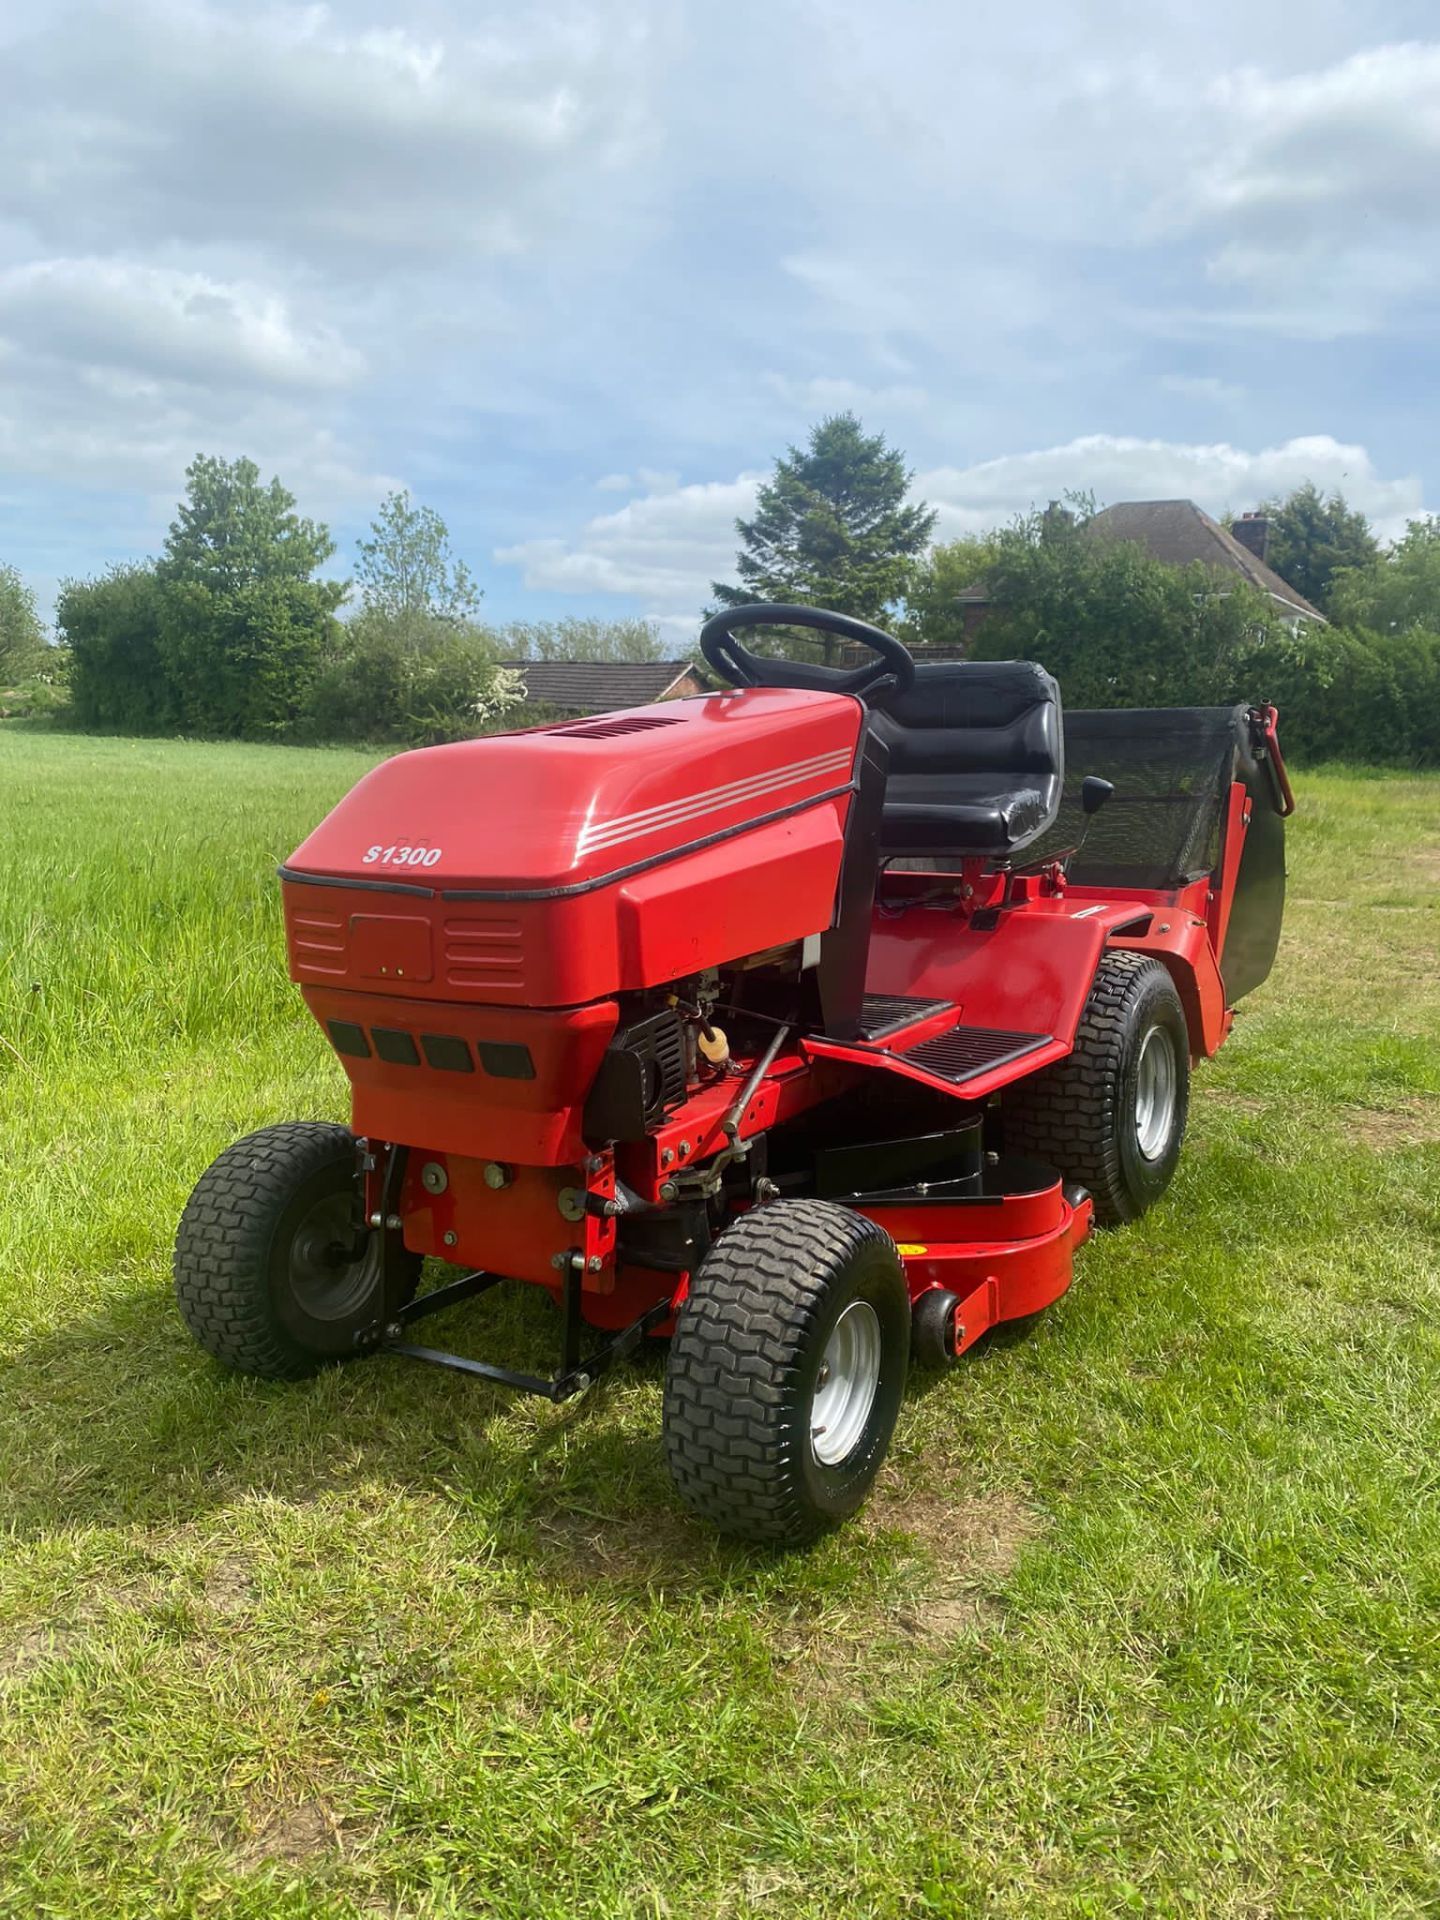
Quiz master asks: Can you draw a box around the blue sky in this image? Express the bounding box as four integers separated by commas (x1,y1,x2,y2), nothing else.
2,0,1438,645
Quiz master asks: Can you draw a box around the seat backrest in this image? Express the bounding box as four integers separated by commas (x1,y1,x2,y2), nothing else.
871,659,1063,778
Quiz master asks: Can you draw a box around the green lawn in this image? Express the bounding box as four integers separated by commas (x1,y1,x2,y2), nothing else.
2,730,1439,1919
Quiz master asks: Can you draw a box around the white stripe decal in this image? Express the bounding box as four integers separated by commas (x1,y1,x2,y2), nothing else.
577,762,853,851
579,748,851,839
579,760,851,849
579,776,851,852
577,749,853,853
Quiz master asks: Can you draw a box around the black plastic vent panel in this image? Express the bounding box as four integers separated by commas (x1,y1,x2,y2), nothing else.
547,714,684,740
901,1026,1050,1084
853,994,955,1041
583,1007,688,1142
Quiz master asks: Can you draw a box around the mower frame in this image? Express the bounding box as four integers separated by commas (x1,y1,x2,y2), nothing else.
175,603,1293,1542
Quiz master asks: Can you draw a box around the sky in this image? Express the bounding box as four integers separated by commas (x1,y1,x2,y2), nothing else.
2,0,1438,646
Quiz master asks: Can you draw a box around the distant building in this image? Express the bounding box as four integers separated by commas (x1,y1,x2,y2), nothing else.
1083,499,1325,628
954,498,1326,644
503,659,704,718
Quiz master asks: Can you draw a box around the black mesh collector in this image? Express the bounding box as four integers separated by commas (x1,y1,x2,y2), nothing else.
1029,702,1286,1002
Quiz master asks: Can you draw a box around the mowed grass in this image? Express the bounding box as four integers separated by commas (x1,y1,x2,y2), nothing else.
2,729,1439,1919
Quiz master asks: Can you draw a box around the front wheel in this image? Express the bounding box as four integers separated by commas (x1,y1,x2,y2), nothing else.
663,1201,910,1546
174,1122,421,1379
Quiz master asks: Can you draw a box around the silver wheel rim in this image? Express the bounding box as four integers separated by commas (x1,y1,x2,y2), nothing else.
810,1300,882,1466
1134,1026,1178,1161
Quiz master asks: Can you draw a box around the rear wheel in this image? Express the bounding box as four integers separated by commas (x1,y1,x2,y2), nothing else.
174,1123,421,1379
663,1200,910,1546
1003,952,1190,1225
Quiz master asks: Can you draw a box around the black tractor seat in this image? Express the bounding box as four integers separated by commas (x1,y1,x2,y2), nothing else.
870,659,1064,860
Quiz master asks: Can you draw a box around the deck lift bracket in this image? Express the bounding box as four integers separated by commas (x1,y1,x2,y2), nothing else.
356,1257,672,1405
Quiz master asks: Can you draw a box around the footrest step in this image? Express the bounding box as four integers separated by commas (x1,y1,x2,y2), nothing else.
850,994,955,1041
899,1025,1051,1084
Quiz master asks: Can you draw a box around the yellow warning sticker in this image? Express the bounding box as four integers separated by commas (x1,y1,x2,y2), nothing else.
895,1243,929,1257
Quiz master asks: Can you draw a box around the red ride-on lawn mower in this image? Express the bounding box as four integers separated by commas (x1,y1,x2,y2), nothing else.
175,606,1293,1545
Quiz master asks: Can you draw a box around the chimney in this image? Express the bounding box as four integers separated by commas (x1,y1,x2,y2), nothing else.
1230,511,1269,563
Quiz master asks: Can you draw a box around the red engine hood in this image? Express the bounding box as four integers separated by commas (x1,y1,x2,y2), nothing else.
286,687,862,895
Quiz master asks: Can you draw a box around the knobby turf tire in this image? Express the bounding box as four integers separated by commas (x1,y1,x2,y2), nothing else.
174,1122,420,1380
1002,951,1190,1226
663,1200,910,1546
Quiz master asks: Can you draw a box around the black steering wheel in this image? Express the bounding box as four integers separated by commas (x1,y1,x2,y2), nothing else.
698,604,915,703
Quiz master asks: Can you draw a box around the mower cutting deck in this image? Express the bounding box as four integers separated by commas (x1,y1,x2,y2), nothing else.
175,604,1292,1545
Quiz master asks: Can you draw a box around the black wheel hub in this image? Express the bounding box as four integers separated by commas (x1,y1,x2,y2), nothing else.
286,1190,380,1322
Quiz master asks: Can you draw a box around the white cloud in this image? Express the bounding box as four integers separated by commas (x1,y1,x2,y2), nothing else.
0,0,659,269
496,472,763,612
917,434,1425,543
1152,41,1440,335
779,251,1055,362
0,342,394,515
1203,42,1440,234
0,251,388,514
496,434,1429,624
593,468,680,495
0,0,1436,614
760,372,929,415
1158,374,1246,408
778,30,1440,345
0,259,362,391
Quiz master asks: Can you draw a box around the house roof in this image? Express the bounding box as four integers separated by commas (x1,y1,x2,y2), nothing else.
502,659,700,714
1085,499,1325,622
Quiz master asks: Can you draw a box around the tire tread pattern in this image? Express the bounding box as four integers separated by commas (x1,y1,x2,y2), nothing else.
174,1122,375,1380
663,1200,900,1544
1003,951,1186,1225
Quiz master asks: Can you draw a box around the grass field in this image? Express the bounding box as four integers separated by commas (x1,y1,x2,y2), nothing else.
2,729,1439,1919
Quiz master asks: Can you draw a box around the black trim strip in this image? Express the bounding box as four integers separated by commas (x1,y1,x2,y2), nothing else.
277,865,434,897
439,782,857,902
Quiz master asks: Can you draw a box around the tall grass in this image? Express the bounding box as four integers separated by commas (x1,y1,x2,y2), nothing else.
1,730,1439,1918
2,735,377,1070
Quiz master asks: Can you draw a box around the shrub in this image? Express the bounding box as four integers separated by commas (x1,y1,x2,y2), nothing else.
1238,623,1440,766
156,575,342,737
61,566,177,733
0,656,70,723
301,611,522,746
971,509,1286,708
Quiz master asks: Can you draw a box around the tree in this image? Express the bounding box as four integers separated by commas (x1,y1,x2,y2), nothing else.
354,490,482,625
302,489,516,744
160,454,336,592
710,414,936,656
1260,482,1378,614
900,534,1001,652
155,454,344,736
1328,515,1440,635
0,563,46,683
501,616,664,663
